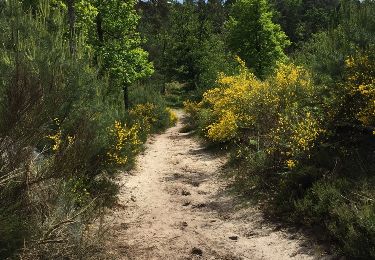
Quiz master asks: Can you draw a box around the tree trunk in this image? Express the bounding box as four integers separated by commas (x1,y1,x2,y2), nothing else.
66,0,76,54
96,12,104,44
123,85,130,110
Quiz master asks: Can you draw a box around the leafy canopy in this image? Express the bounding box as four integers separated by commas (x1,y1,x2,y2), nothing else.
226,0,290,77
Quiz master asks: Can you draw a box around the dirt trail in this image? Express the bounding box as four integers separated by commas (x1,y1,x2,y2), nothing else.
106,111,329,260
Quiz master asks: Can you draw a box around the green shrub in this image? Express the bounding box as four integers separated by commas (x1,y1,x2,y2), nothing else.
129,82,177,134
0,1,154,258
185,2,375,256
293,178,375,258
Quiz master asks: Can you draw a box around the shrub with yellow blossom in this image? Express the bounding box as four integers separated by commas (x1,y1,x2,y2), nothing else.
46,118,76,152
345,51,375,130
271,110,324,167
199,61,271,138
167,108,178,126
206,111,238,142
46,118,63,152
129,103,157,135
186,58,324,173
183,100,200,120
107,120,141,166
128,102,177,139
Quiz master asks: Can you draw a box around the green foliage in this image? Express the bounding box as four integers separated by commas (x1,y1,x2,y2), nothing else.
0,0,162,258
271,0,340,48
188,60,321,167
295,0,375,83
186,1,375,256
0,2,116,257
226,0,290,77
2,0,374,258
129,82,177,133
95,0,153,85
293,177,375,258
138,0,235,96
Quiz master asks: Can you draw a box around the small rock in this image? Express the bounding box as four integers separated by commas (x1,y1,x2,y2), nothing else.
229,235,239,241
182,221,188,227
245,231,257,237
191,247,203,256
181,190,191,196
193,203,206,209
191,181,200,187
183,202,191,207
120,223,129,229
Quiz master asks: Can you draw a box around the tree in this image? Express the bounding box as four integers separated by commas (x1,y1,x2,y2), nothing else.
137,0,171,93
93,0,153,110
138,0,234,94
66,0,76,54
226,0,290,77
19,0,152,110
270,0,340,48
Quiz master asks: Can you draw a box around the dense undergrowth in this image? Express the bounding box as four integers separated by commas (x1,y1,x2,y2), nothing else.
185,1,375,258
0,1,175,259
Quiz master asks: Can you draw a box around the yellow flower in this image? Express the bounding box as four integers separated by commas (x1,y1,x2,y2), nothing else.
207,111,238,142
107,120,141,166
167,108,178,125
47,130,62,151
47,118,62,151
286,160,296,169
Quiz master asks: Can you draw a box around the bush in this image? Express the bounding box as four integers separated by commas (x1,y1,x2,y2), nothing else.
186,47,375,257
129,82,178,135
0,1,167,258
187,58,322,169
294,177,375,258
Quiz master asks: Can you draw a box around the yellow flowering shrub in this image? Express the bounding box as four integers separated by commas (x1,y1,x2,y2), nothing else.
271,63,313,108
345,52,375,129
167,108,178,126
46,118,63,151
129,102,157,134
206,111,238,141
183,100,200,119
128,102,176,136
271,111,324,161
286,159,297,169
107,102,176,167
200,63,270,138
47,118,76,152
188,59,321,169
107,120,141,166
47,130,62,152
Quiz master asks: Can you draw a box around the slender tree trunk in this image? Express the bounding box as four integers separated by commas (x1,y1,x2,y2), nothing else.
161,38,167,95
66,0,76,54
96,12,104,43
94,11,104,73
123,85,130,110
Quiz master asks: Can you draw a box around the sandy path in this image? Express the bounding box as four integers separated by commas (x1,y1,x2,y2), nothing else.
106,111,329,260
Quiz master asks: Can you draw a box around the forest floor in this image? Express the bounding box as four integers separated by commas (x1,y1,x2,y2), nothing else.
105,111,332,260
